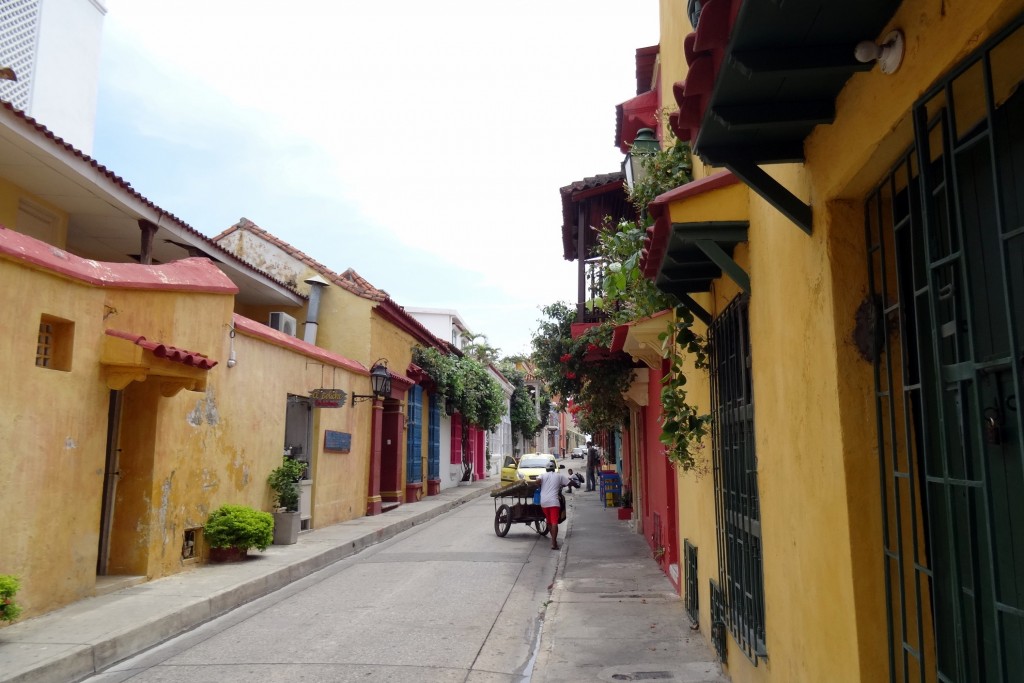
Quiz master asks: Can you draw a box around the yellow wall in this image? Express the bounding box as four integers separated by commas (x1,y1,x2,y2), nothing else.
661,2,1024,682
0,258,110,616
0,251,370,619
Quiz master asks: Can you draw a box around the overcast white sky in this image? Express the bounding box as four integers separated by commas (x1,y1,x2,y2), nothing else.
93,1,660,357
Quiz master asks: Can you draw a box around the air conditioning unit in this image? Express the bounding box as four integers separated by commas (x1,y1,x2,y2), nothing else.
268,312,298,336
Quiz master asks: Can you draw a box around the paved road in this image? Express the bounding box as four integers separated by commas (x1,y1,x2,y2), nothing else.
83,494,559,683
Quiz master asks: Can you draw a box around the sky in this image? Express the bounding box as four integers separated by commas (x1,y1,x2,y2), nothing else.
93,1,660,358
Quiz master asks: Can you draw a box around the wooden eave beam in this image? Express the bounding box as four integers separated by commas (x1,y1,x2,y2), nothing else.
724,159,813,235
730,46,874,77
711,101,835,131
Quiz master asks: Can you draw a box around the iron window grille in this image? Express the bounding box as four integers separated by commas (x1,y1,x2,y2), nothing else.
710,579,727,664
709,293,767,664
865,15,1024,683
684,540,699,626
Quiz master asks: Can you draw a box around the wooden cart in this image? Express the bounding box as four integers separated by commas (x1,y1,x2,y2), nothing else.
489,480,566,538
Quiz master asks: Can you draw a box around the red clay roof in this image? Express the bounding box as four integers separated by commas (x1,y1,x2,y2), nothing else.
0,225,238,293
667,0,741,144
560,172,630,261
105,329,219,369
214,219,387,300
640,170,740,279
216,219,445,350
232,313,369,375
615,45,660,153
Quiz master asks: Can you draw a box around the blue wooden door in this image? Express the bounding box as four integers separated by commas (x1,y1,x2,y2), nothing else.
405,385,422,485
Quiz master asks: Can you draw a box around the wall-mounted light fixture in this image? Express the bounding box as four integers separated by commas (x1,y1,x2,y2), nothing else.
855,30,905,75
227,325,237,368
351,359,391,405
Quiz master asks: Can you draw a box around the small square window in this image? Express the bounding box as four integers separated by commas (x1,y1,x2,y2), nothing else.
36,315,74,371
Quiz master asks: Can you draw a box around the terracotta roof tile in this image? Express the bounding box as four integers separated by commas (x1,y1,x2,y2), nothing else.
105,329,218,369
218,219,444,350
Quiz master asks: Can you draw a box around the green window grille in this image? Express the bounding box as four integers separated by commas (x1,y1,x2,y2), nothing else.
684,540,699,626
709,293,766,663
710,579,727,664
866,14,1024,683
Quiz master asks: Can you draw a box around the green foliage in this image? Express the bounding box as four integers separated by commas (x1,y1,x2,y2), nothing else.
412,347,506,431
0,575,22,622
267,456,306,512
530,302,635,436
203,504,274,551
657,306,711,472
527,133,710,470
499,362,541,447
460,331,501,365
596,218,676,324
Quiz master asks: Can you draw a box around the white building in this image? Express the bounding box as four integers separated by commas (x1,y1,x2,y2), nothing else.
404,307,470,350
0,0,106,153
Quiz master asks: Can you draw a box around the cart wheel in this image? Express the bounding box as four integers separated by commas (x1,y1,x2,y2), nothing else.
495,504,512,537
533,519,549,536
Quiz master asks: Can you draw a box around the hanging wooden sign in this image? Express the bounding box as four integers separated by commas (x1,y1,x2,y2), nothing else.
309,388,347,408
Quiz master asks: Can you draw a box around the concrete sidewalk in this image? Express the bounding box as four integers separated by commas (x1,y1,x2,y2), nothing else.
533,488,729,683
1,476,728,683
0,480,495,683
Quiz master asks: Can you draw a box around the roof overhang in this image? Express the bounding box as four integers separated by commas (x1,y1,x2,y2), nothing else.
615,89,660,154
101,330,217,396
641,171,750,324
669,0,901,233
0,103,303,308
559,173,632,261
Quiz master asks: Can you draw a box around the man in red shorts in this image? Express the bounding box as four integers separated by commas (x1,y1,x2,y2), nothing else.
537,460,577,550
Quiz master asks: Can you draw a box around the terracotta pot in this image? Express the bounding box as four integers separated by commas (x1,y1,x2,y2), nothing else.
617,507,633,521
208,546,248,563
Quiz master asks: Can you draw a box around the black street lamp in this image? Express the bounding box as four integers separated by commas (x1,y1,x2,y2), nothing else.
622,128,660,192
352,359,391,405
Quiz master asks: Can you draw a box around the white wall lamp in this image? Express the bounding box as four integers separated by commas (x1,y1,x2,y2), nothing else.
855,30,905,75
227,325,237,368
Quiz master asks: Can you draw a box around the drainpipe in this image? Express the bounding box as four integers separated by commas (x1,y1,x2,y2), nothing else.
302,275,330,345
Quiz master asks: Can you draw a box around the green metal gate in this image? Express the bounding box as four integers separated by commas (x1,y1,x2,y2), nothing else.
866,15,1024,682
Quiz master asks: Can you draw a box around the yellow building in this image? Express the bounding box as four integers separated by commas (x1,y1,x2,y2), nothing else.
636,1,1024,682
0,102,419,621
214,219,452,510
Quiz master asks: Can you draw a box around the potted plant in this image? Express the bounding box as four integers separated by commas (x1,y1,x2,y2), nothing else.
203,504,274,562
0,575,22,623
618,487,633,521
267,456,306,545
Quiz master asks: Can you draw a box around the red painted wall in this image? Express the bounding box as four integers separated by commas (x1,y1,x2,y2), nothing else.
641,360,679,591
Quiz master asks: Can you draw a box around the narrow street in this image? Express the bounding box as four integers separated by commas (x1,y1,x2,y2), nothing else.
81,494,557,682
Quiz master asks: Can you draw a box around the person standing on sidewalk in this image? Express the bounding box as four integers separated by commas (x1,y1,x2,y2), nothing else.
537,461,575,549
585,441,601,492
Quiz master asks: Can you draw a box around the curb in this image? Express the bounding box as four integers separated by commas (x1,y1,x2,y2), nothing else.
3,485,492,683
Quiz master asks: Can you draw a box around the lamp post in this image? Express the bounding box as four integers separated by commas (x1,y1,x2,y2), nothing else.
622,128,660,192
352,360,391,405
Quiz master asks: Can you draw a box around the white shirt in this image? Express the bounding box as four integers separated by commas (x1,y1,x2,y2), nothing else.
537,471,570,508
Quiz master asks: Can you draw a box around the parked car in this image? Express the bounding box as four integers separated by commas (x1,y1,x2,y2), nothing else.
500,453,558,484
571,446,586,459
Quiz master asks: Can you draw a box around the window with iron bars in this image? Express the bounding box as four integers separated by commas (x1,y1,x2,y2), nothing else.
709,293,766,663
684,540,699,626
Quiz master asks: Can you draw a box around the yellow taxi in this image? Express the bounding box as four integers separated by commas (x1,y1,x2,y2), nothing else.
500,453,558,484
